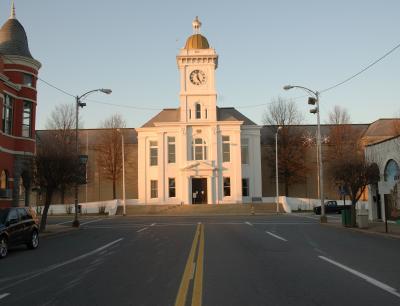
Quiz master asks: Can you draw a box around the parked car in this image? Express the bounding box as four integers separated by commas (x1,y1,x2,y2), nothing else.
0,207,39,259
314,200,346,215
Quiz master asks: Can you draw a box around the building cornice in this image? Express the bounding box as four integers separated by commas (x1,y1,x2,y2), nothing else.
3,55,41,71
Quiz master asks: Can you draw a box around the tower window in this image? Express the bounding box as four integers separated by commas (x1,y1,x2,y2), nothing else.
23,74,34,87
22,101,32,138
195,103,201,119
2,94,13,135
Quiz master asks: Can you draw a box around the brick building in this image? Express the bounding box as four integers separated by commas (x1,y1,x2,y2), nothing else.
0,4,41,207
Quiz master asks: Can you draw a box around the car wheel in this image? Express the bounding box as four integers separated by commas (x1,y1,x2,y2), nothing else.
27,230,39,250
0,236,8,259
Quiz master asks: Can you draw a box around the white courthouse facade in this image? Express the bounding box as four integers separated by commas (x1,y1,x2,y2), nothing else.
137,18,262,205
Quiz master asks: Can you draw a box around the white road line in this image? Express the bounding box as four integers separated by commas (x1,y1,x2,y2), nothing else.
0,293,10,300
265,231,288,242
136,227,148,233
245,221,253,226
319,256,400,299
150,223,156,227
0,238,124,292
55,220,72,225
80,218,104,226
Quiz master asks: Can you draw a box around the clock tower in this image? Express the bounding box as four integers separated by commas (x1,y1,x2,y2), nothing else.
177,17,218,122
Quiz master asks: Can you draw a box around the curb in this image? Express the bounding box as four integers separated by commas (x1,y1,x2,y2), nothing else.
322,222,400,239
40,226,80,238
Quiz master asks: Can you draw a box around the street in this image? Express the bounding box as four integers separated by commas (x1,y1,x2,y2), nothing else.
1,214,400,306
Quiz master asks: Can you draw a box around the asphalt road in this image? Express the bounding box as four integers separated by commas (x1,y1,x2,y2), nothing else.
1,214,400,306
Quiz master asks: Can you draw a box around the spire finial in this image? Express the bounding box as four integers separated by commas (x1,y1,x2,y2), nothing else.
10,0,16,19
192,16,201,34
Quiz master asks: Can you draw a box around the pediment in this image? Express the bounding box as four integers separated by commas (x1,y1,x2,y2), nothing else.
181,161,217,172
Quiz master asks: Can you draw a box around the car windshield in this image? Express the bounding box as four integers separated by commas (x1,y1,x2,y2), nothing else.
0,208,9,225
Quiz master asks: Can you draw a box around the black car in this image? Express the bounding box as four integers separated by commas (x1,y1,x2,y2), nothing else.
313,200,345,215
0,207,39,258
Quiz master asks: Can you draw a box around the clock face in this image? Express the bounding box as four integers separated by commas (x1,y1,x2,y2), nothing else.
190,70,206,85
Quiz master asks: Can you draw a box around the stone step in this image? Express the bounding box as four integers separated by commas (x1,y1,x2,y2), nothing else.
117,203,284,216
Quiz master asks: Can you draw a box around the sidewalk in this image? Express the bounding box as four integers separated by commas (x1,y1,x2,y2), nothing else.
324,220,400,239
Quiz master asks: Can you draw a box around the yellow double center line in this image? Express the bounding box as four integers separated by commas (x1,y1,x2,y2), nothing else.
175,223,205,306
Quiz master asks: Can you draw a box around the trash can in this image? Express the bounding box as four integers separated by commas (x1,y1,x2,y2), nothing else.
357,207,369,229
341,207,351,227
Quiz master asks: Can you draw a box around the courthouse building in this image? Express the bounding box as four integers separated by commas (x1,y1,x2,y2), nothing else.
137,17,262,204
0,4,41,207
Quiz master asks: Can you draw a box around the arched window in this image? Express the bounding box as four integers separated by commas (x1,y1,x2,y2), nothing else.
192,138,208,160
384,160,400,182
0,170,8,189
195,103,201,119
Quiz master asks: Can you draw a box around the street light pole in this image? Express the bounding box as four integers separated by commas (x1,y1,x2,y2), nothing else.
275,126,282,214
283,85,326,223
72,88,112,228
117,128,126,216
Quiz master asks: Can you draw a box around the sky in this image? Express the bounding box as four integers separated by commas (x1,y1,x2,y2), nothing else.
1,0,399,129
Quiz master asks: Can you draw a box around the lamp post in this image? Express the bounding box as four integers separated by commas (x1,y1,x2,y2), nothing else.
117,128,126,216
72,88,112,228
283,85,326,223
275,126,282,214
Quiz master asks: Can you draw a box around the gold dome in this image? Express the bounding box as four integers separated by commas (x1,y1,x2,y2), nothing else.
184,34,209,50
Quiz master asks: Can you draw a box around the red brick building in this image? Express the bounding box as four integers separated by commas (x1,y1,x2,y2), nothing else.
0,4,41,207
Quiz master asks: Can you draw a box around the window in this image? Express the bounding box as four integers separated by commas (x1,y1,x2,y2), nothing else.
23,73,34,87
384,159,400,182
205,109,208,119
222,136,230,162
149,141,158,166
150,180,158,198
241,138,249,164
22,101,32,137
168,136,176,163
195,103,201,119
169,178,176,197
242,178,249,197
7,209,18,223
192,138,207,160
0,170,8,189
17,208,29,221
223,177,231,197
2,94,13,135
189,109,192,119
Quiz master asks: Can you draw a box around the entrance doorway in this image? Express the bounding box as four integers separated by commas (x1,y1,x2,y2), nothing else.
192,178,207,204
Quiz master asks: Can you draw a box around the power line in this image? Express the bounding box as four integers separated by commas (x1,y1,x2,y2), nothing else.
320,41,400,94
86,99,161,111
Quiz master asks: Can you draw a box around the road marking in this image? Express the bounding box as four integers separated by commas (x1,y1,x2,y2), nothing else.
174,224,201,306
136,227,148,233
150,223,156,226
55,220,72,225
265,231,288,242
245,221,253,226
319,256,400,299
80,218,104,226
0,238,124,292
0,293,10,300
192,223,205,306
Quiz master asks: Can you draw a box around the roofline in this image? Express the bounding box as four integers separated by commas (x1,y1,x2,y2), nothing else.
365,134,400,147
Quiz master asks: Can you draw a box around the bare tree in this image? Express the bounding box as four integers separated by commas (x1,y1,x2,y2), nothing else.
45,103,78,203
331,150,380,226
327,105,350,125
263,97,308,196
97,114,126,199
35,132,78,231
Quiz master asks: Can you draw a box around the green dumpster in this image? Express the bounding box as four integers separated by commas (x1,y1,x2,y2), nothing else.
341,207,351,227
